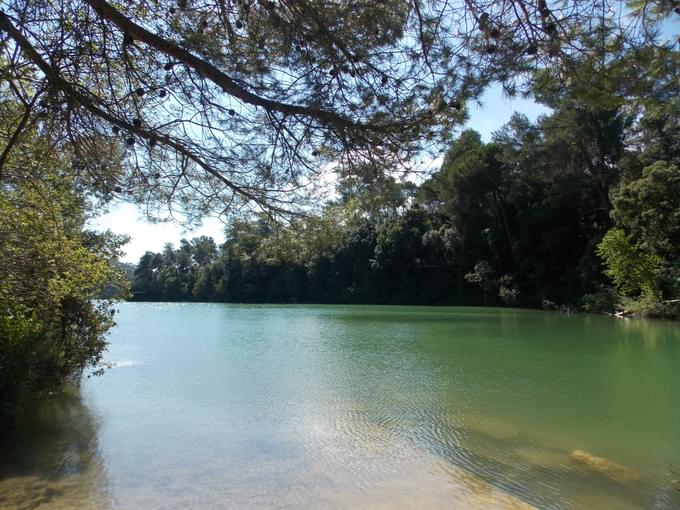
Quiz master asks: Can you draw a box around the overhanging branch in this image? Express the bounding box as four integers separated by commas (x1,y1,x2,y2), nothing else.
84,0,361,132
0,10,298,216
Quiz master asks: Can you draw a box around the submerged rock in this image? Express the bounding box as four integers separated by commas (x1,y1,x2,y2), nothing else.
570,449,641,483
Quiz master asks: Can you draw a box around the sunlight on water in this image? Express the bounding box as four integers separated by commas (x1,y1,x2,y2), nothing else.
1,304,679,509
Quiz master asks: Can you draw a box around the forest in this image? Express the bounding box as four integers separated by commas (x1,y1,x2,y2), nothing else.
132,78,680,317
130,41,680,318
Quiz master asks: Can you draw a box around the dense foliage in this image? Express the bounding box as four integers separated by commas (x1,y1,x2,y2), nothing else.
0,104,128,423
129,39,680,317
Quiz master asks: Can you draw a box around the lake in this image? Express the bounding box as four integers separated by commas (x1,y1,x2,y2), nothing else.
1,303,679,509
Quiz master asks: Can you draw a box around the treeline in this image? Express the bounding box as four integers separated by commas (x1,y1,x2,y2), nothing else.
130,47,680,317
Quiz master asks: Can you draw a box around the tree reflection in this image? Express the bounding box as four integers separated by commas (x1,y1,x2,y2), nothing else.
0,384,111,509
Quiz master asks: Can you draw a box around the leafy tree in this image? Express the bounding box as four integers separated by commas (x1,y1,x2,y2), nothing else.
132,251,165,299
336,163,414,223
191,236,218,266
624,48,680,169
419,132,504,261
193,265,216,301
596,228,662,300
612,161,680,260
0,107,127,422
597,162,680,315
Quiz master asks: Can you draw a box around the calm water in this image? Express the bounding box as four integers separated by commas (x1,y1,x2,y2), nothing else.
2,304,680,509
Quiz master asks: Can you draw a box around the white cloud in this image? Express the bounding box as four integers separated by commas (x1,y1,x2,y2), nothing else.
88,203,225,263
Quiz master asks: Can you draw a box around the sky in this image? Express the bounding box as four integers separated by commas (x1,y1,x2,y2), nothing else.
90,85,551,264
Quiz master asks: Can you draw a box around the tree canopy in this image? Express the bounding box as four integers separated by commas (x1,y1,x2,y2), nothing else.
1,0,676,220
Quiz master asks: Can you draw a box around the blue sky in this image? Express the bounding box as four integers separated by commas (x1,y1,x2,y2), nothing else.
91,85,551,263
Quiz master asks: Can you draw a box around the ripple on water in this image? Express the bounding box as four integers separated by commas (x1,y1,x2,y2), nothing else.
3,304,680,509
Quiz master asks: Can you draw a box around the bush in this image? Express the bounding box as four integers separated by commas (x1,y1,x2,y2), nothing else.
0,109,126,425
581,286,619,314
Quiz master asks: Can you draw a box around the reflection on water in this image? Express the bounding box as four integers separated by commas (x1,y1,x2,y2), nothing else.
1,304,679,509
0,386,110,509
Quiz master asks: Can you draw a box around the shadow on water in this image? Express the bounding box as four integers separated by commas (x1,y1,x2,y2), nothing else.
0,385,111,509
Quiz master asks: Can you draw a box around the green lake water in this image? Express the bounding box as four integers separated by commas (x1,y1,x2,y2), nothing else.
1,303,680,509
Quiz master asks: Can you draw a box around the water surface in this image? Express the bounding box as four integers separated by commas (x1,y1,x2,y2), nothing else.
2,304,679,509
